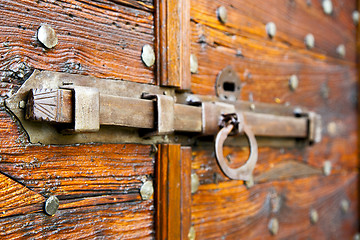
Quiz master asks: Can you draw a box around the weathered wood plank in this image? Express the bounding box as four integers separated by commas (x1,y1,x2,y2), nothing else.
191,173,358,239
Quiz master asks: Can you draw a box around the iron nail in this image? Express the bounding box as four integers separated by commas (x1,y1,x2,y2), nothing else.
327,122,337,136
322,0,333,15
190,54,198,74
336,44,346,58
37,24,58,49
353,11,359,25
44,195,59,216
323,161,332,176
217,6,228,24
245,175,254,189
188,226,196,240
265,22,276,38
141,44,155,67
289,74,299,91
18,100,26,109
305,33,315,49
340,199,350,213
191,173,200,194
310,209,319,224
250,103,256,111
354,233,360,240
140,180,154,200
268,218,279,235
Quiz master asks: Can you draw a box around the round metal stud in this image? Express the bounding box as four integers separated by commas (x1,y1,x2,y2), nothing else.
190,54,198,74
310,209,319,224
191,173,200,194
327,122,337,136
265,22,276,39
268,218,279,235
37,24,58,49
322,0,333,15
141,44,155,67
305,33,315,49
249,103,256,111
336,44,346,58
188,226,196,240
353,11,359,25
340,199,350,213
354,233,360,240
289,74,299,91
217,6,228,24
140,180,154,200
244,175,254,189
323,161,332,176
44,195,59,216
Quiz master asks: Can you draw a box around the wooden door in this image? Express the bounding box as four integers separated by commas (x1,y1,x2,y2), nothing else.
0,0,358,239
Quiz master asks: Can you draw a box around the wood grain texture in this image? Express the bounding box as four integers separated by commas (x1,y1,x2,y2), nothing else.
191,173,358,239
0,0,155,99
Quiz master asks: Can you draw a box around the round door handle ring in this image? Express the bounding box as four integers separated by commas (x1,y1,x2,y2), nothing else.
214,119,258,181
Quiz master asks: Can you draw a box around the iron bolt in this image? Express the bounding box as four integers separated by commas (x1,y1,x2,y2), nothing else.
44,195,59,216
310,209,319,224
289,74,299,91
141,44,155,67
191,173,200,194
268,218,279,235
353,11,359,25
305,33,315,49
336,44,346,58
322,0,333,15
323,161,332,176
37,24,58,49
140,180,154,200
217,6,228,24
265,22,276,38
190,54,198,74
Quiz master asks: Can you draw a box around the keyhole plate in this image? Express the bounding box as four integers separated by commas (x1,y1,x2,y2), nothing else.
215,66,241,102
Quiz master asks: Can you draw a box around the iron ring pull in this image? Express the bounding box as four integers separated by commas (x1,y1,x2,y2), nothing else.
214,113,258,181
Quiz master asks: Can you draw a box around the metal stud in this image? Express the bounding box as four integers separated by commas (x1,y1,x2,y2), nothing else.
340,199,350,213
217,6,228,24
191,173,200,194
352,11,359,25
44,195,59,216
310,209,319,224
289,74,299,91
305,34,315,49
327,122,337,136
322,0,333,15
37,24,58,49
268,218,279,235
190,54,198,74
323,161,332,176
249,103,256,111
188,226,196,240
336,44,346,58
354,233,360,240
265,22,276,39
140,180,154,200
141,44,155,67
18,100,26,109
244,175,254,189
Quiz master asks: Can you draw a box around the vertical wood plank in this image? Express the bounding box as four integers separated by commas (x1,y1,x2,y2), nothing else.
156,144,192,240
155,0,191,89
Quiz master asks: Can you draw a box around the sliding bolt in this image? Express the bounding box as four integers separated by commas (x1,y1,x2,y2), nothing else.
44,195,59,216
353,11,359,25
336,44,346,58
310,209,319,224
191,173,200,194
190,54,198,74
289,74,299,91
140,180,154,200
141,44,155,67
266,22,276,38
268,218,279,235
305,34,315,49
37,24,58,49
217,6,228,24
322,0,333,15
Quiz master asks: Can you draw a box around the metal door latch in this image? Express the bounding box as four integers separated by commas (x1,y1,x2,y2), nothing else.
5,70,322,180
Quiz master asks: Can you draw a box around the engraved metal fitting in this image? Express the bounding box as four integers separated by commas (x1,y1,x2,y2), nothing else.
268,218,279,235
44,195,59,216
336,44,346,58
265,22,276,38
140,180,154,200
289,74,299,91
37,24,58,49
190,54,198,74
188,226,196,240
217,6,228,24
322,0,333,15
323,161,332,176
305,33,315,49
191,173,200,194
141,44,155,67
352,11,359,25
310,209,319,224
